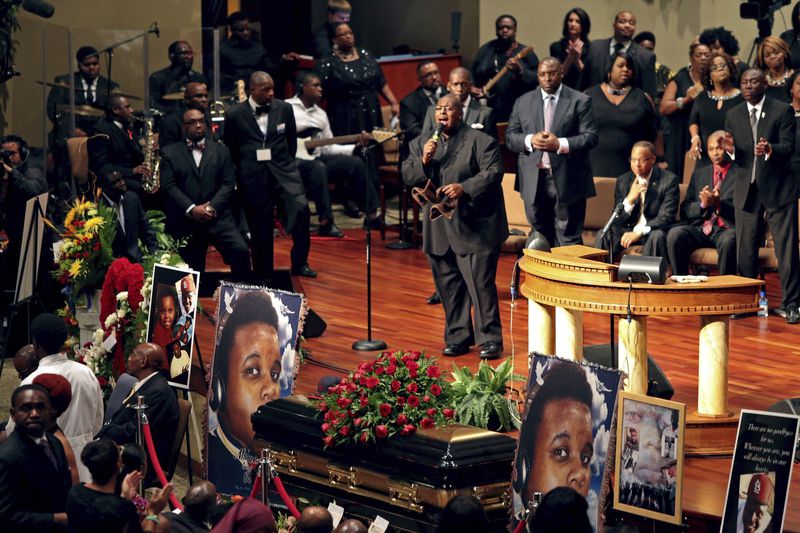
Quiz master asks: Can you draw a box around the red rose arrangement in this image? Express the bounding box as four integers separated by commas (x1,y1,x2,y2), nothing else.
99,258,145,375
318,350,454,447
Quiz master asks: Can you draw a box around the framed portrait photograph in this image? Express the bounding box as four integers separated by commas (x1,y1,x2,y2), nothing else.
204,282,307,496
613,391,686,525
145,264,200,389
510,354,624,532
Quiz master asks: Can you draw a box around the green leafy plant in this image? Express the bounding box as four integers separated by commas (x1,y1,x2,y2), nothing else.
449,358,526,432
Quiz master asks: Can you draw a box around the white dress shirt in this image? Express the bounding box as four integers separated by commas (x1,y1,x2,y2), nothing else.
524,84,570,156
287,95,355,158
623,171,653,235
7,353,104,482
249,95,269,136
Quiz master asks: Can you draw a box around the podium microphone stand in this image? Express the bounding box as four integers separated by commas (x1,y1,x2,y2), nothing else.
352,133,401,351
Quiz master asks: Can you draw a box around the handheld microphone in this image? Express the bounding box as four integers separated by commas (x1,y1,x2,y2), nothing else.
601,202,624,237
20,0,54,18
423,123,446,164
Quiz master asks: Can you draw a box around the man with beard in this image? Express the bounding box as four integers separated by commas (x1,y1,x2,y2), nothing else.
472,14,539,122
149,41,207,113
158,82,216,148
402,94,506,359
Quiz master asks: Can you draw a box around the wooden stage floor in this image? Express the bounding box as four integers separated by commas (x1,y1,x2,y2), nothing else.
197,229,800,531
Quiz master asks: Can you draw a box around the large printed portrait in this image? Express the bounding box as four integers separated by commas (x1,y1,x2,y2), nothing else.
510,354,624,532
145,264,200,389
613,391,685,525
205,282,306,496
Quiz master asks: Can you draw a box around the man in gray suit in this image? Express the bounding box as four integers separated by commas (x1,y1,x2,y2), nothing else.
422,67,496,138
506,57,598,246
402,95,507,359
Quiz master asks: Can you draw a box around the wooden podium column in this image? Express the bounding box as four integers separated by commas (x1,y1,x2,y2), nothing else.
618,316,647,394
528,300,555,357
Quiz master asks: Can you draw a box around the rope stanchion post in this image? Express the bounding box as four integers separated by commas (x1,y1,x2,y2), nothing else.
142,422,183,511
260,449,271,507
133,394,148,496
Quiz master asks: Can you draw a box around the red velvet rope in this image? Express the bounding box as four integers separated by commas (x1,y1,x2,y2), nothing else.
248,471,300,519
513,519,528,533
141,422,183,511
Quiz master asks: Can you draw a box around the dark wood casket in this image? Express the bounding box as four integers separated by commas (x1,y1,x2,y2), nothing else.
252,396,517,532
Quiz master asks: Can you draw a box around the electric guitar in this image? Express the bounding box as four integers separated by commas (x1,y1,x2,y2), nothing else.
483,45,535,95
295,128,398,160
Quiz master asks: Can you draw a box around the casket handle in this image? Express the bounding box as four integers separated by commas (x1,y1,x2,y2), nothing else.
472,482,512,511
327,462,359,489
387,478,423,512
268,449,299,473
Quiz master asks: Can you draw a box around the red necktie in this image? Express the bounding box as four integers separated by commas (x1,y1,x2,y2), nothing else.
703,168,724,235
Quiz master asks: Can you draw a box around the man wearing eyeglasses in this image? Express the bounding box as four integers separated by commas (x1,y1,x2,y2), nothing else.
160,108,252,280
609,141,680,258
402,95,507,360
400,60,446,159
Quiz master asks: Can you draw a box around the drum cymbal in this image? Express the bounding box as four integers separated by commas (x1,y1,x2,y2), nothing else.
35,80,73,90
162,92,185,101
55,104,105,118
36,81,142,101
110,90,142,101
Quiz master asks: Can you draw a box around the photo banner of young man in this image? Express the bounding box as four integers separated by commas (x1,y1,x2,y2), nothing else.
613,391,686,525
144,264,200,390
204,281,307,496
509,354,625,532
721,409,800,533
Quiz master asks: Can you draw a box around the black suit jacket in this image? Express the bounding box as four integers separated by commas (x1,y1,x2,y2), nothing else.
615,167,680,232
223,99,307,224
402,124,507,256
505,86,598,206
724,97,798,209
96,372,178,486
88,118,145,194
680,164,738,229
582,39,656,97
0,430,71,532
46,73,119,132
102,193,158,263
421,98,497,139
401,86,446,144
159,109,215,149
160,138,237,237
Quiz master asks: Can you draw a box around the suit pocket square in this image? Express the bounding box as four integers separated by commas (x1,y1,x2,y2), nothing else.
470,123,484,129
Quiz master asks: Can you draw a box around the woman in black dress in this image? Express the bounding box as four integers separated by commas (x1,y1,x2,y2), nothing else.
757,35,794,103
586,52,657,177
689,51,742,167
660,42,710,178
779,2,800,69
548,7,590,89
317,22,400,136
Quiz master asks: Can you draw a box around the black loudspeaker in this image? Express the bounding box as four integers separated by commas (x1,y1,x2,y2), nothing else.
450,11,462,50
618,255,668,284
768,398,800,463
583,344,674,400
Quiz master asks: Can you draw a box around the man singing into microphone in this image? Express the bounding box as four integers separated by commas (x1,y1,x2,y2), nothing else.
402,94,507,359
609,141,680,259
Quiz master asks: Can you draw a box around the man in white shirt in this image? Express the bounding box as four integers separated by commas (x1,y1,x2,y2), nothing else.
4,314,103,483
288,71,381,235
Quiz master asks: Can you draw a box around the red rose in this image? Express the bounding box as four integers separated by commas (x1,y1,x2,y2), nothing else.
391,380,401,392
421,417,435,429
426,366,441,378
397,397,406,406
374,366,385,375
319,402,329,412
354,418,363,427
443,408,455,419
405,360,419,373
360,396,369,407
385,364,397,375
400,424,416,436
375,425,389,439
430,384,442,396
97,376,107,388
336,397,352,408
321,423,331,433
409,368,418,379
379,403,392,417
407,395,420,407
359,432,370,443
410,351,421,360
323,435,335,447
422,395,431,403
339,425,351,437
406,383,418,393
366,377,380,389
359,376,368,386
426,408,436,417
397,414,409,425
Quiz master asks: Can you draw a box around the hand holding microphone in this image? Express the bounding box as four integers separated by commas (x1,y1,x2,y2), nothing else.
422,123,445,165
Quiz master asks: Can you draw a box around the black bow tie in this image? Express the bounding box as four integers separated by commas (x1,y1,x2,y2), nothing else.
255,105,270,116
186,140,205,151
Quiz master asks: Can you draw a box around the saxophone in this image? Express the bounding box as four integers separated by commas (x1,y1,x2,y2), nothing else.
141,116,160,193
